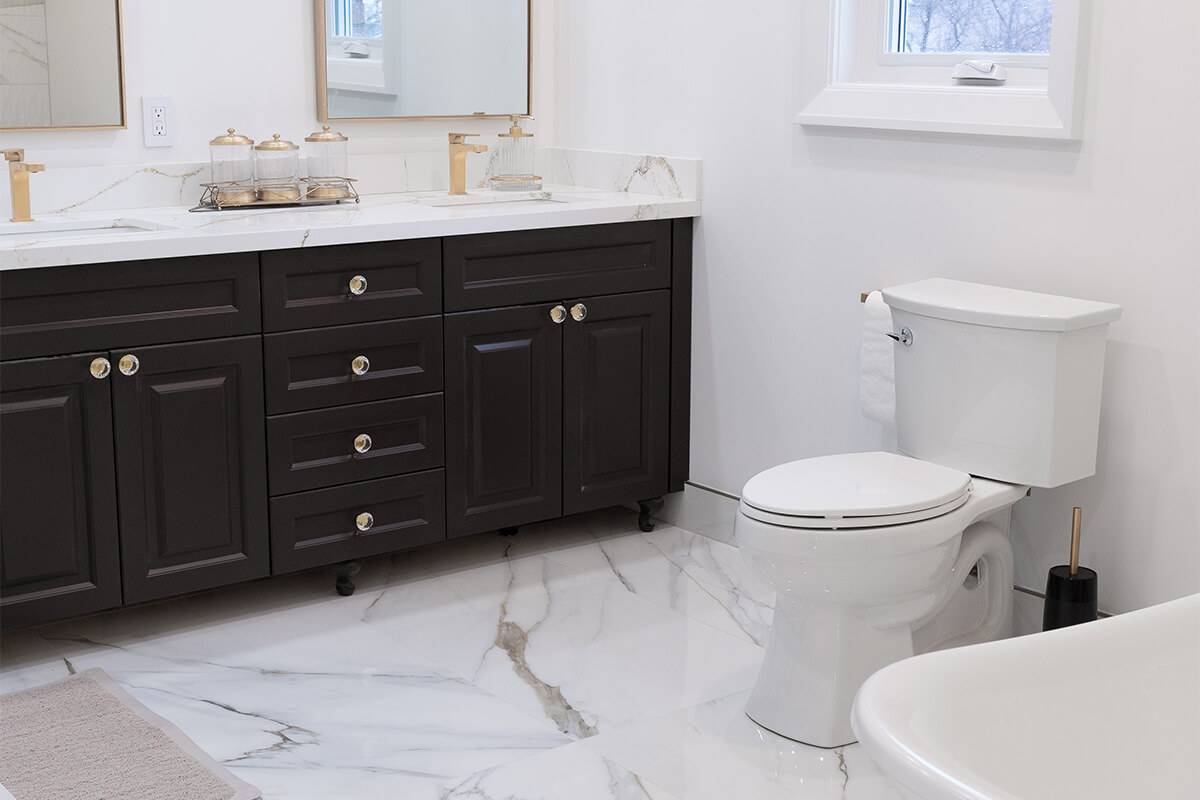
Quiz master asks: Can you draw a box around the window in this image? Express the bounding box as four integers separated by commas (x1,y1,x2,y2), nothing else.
892,0,1052,55
330,0,383,40
795,0,1087,139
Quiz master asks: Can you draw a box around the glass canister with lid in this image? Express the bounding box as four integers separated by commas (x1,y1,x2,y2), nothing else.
208,128,255,204
254,134,301,201
304,125,350,199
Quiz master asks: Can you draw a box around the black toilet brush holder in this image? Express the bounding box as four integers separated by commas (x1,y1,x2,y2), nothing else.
1043,506,1098,631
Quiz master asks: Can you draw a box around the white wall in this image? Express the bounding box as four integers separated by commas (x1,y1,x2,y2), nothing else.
551,1,1200,614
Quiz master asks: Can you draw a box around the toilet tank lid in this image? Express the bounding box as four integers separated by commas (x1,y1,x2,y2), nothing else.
883,279,1122,332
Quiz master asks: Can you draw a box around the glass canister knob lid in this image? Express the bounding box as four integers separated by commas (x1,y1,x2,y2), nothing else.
255,133,299,151
305,125,347,143
210,127,254,146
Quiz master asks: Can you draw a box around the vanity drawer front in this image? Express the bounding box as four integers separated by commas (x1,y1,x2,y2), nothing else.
443,221,672,312
0,254,261,360
263,317,443,413
270,470,445,574
266,393,445,495
261,239,441,332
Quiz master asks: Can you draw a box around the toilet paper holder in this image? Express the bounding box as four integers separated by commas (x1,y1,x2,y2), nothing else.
860,291,911,345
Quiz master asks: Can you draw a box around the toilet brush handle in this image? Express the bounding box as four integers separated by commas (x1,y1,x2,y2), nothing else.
1069,507,1082,577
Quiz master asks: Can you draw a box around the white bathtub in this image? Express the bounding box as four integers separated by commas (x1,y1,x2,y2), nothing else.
851,593,1200,800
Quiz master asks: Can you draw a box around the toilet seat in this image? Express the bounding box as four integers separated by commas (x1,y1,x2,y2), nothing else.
739,452,972,530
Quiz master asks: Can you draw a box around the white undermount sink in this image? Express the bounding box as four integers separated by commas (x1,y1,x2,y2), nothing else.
1,217,177,241
416,190,574,208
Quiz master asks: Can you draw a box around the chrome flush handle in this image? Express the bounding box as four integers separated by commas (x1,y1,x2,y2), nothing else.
886,327,913,346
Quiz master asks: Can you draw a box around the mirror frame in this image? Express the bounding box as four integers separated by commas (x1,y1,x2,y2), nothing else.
0,0,127,132
313,0,531,122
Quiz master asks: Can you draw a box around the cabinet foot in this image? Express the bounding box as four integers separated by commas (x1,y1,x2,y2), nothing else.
637,497,664,532
498,526,520,537
334,560,362,596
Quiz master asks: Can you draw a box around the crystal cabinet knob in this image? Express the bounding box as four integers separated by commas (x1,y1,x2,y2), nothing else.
355,512,374,532
550,304,567,324
354,433,372,453
349,275,368,295
118,354,140,376
570,303,588,322
90,358,111,379
351,355,370,375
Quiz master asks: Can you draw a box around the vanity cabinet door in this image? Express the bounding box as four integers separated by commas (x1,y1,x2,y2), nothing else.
444,304,563,537
562,291,671,516
111,336,269,604
0,356,122,627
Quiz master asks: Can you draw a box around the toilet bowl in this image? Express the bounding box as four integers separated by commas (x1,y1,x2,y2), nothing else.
735,452,1026,747
736,279,1122,748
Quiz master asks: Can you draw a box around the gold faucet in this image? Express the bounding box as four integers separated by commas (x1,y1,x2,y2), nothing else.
447,133,488,196
4,149,45,223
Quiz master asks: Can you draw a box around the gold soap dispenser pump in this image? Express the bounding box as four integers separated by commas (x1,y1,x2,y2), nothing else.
491,115,541,192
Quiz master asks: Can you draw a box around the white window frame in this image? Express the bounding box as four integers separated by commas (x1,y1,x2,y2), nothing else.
795,0,1088,139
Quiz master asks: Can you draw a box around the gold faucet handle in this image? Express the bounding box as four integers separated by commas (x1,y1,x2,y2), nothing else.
448,133,480,144
3,149,25,162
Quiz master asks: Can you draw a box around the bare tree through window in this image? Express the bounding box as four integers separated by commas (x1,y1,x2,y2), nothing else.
897,0,1053,54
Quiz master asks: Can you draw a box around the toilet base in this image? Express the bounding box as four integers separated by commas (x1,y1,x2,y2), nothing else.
744,596,914,748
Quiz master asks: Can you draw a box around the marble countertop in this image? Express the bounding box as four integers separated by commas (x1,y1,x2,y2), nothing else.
0,186,701,271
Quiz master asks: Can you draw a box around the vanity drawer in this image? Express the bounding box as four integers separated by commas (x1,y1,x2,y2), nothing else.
263,317,443,413
0,254,261,360
443,221,672,312
266,393,444,495
270,470,445,574
261,239,441,332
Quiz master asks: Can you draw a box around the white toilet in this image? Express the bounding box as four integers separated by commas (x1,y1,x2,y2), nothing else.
735,278,1121,748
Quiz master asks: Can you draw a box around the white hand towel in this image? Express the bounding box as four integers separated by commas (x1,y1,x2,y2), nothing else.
860,291,896,427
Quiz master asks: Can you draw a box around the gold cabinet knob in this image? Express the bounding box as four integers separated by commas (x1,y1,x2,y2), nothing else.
118,354,140,376
570,302,588,322
355,512,374,532
550,304,567,324
351,355,370,375
354,433,372,453
349,275,368,295
89,357,111,379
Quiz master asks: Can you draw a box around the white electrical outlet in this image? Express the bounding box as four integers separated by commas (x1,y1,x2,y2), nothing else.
142,96,175,147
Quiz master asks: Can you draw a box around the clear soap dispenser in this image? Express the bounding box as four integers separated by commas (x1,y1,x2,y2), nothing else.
491,115,541,191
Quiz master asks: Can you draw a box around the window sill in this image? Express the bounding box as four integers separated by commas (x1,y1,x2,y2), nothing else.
795,83,1078,140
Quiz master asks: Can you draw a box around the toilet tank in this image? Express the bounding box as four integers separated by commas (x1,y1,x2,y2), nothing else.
882,279,1122,488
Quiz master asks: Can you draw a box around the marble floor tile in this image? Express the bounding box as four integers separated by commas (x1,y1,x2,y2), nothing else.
395,741,681,800
1,509,922,800
581,691,921,800
360,549,765,738
24,589,570,800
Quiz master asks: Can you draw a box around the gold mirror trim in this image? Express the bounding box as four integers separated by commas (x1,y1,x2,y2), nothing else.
313,0,531,123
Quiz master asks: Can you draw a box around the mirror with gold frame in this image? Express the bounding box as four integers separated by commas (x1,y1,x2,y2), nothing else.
315,0,530,121
0,0,125,131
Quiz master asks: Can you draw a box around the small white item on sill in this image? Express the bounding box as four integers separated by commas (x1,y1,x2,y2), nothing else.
343,41,370,58
951,60,1007,84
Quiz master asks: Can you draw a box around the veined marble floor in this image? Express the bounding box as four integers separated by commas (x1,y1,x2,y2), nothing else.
0,508,919,800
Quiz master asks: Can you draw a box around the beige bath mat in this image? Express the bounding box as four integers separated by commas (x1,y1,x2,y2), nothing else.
0,668,260,800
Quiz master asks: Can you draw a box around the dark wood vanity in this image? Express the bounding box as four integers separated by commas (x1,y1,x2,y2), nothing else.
0,219,693,626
